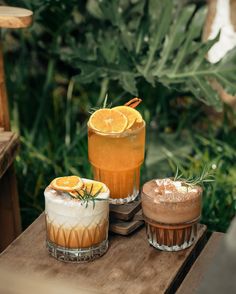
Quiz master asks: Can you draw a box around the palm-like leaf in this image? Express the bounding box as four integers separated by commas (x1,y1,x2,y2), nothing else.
61,0,236,111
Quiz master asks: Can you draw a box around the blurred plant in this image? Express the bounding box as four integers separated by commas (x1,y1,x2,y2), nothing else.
61,0,236,111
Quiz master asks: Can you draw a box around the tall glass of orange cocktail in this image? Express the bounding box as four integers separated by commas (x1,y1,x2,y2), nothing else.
88,100,145,204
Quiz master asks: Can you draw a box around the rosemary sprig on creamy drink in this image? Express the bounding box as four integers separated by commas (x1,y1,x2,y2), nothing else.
69,184,107,209
174,165,215,187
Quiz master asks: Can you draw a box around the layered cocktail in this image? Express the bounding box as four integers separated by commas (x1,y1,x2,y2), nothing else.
141,178,202,251
44,176,109,262
88,99,145,204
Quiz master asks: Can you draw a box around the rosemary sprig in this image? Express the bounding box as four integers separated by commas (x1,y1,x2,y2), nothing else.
89,93,112,114
103,93,109,108
174,165,215,187
67,184,107,209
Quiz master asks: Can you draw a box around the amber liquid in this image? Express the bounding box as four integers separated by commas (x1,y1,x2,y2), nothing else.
88,123,145,201
46,217,108,248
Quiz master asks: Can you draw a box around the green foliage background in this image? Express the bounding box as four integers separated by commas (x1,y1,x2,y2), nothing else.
2,0,236,231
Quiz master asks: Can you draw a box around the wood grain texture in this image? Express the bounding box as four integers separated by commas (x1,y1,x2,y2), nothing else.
0,214,207,294
0,6,33,29
133,209,143,221
176,232,224,294
0,41,10,130
0,266,99,294
0,132,21,251
109,218,144,235
0,132,19,178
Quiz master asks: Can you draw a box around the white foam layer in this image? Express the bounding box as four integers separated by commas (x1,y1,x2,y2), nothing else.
155,179,198,194
44,178,109,228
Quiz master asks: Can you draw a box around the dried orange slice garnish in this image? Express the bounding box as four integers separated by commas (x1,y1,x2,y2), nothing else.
50,176,83,192
88,108,128,133
70,180,107,198
84,181,107,194
113,105,143,129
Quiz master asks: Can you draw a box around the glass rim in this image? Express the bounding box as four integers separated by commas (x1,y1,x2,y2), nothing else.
87,120,146,137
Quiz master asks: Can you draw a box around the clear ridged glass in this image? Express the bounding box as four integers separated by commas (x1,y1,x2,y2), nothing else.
45,215,109,262
44,180,109,263
141,179,202,252
46,239,108,263
88,123,145,204
144,216,198,251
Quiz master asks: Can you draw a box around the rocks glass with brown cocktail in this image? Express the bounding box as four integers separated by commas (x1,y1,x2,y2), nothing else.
141,178,202,251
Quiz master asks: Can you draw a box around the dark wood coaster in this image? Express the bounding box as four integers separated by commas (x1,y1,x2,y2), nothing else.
109,196,141,221
133,209,143,221
109,216,144,236
0,132,19,178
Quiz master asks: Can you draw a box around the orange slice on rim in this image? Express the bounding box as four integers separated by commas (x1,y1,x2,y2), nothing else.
69,180,107,198
88,108,128,133
50,176,83,192
113,106,143,129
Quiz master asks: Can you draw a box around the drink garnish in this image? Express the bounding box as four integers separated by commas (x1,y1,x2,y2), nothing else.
50,176,108,209
88,97,143,133
174,165,215,187
124,97,142,108
113,106,143,129
50,176,83,192
89,108,128,133
69,183,108,209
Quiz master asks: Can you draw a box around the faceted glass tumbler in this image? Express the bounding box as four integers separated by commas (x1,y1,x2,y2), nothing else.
141,179,202,252
88,123,145,204
44,184,109,263
45,215,109,263
144,215,199,252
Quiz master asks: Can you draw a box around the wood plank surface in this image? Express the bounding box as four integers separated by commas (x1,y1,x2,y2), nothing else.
176,232,224,294
0,214,207,294
109,197,141,221
0,132,21,251
0,132,19,178
0,266,99,294
109,218,144,235
110,209,144,235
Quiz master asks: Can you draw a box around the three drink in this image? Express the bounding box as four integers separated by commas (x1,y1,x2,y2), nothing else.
44,98,203,262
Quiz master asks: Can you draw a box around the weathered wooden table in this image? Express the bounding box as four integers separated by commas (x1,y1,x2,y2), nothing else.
0,5,33,252
0,131,21,251
0,213,224,293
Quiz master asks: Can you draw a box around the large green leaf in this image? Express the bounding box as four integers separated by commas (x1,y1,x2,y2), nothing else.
61,0,236,111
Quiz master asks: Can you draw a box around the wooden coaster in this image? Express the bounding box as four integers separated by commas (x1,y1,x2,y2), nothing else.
109,196,141,221
110,220,144,235
109,209,144,235
132,209,143,221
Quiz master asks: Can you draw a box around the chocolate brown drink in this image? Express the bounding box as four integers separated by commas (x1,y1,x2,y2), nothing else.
141,178,202,251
